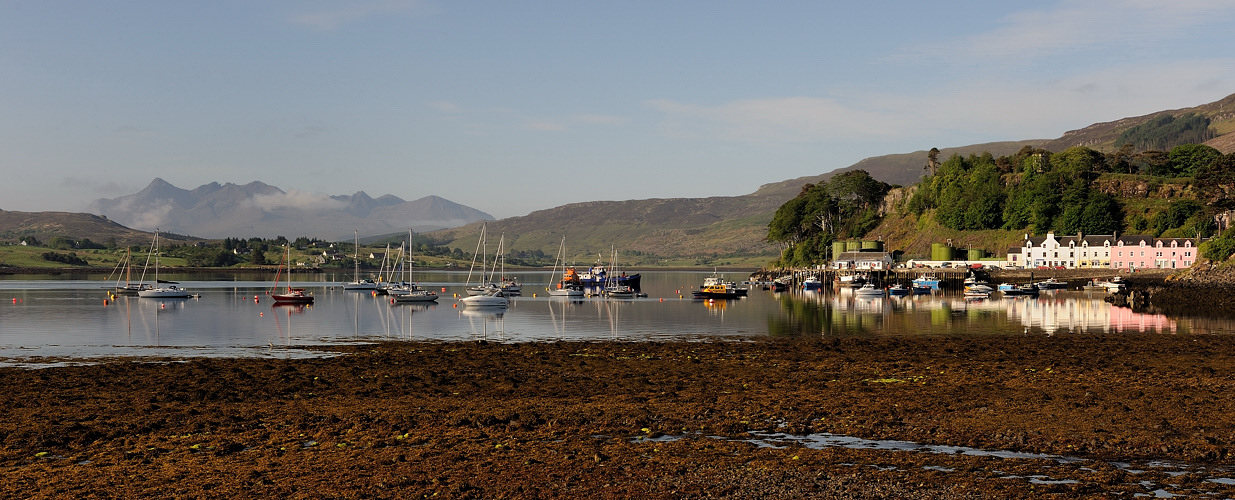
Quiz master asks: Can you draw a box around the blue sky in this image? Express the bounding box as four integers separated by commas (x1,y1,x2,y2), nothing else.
3,1,1235,220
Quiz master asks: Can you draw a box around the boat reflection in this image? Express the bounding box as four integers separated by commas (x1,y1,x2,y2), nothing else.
461,306,505,339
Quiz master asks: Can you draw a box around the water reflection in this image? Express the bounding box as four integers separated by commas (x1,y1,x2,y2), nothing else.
0,272,1222,363
461,306,506,339
770,289,1179,337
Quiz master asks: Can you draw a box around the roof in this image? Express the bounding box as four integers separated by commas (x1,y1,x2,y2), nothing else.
1116,235,1154,246
835,251,892,261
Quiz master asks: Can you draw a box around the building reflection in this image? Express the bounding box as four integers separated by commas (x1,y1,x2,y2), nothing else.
771,290,1178,337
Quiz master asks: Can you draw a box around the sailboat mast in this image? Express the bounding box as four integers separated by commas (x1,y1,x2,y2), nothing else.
153,230,159,284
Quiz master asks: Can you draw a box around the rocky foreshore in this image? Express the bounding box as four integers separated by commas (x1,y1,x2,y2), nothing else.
6,337,1235,498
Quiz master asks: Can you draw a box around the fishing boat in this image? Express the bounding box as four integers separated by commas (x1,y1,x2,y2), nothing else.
692,274,746,300
138,230,192,299
1035,277,1067,290
911,275,941,289
343,229,378,290
547,236,585,298
271,245,314,304
770,279,788,292
801,276,824,290
1084,276,1126,293
854,282,885,296
390,229,438,303
963,285,992,298
887,284,910,296
836,274,866,288
997,283,1024,296
577,258,642,290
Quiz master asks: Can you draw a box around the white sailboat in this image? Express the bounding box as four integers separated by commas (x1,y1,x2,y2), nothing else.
392,229,438,303
464,224,501,296
343,229,377,290
601,247,635,299
138,230,191,298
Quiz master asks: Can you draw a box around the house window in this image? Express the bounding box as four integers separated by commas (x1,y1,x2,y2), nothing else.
1186,251,1192,257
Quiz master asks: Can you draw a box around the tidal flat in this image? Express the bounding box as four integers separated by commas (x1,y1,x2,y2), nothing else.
4,336,1235,498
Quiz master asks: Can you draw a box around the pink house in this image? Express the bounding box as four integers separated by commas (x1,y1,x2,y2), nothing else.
1111,236,1197,270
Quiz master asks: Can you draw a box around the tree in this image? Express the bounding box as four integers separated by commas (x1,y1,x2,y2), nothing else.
1195,153,1235,209
1166,144,1222,178
925,147,940,176
766,170,891,266
251,247,267,266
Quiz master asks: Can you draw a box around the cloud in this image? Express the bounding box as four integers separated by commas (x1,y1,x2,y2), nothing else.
290,0,428,31
247,190,349,212
111,199,174,232
901,0,1235,63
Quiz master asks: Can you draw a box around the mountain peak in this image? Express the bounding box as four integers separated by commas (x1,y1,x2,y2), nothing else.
90,179,491,239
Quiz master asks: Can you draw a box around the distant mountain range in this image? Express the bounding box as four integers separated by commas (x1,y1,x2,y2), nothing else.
88,179,494,240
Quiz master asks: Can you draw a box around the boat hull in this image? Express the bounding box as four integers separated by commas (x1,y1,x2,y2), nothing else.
272,293,314,304
580,274,641,289
692,290,743,299
139,287,191,298
393,291,438,303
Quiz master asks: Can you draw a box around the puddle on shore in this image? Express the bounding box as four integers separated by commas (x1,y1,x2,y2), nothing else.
625,430,1235,497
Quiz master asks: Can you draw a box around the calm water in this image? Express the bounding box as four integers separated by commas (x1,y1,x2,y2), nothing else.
0,270,1228,364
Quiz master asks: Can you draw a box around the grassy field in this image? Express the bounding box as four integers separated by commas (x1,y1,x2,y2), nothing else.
0,245,133,269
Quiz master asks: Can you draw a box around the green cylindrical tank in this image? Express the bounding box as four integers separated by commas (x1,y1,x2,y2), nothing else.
832,242,846,260
860,240,882,251
931,243,953,261
967,248,984,261
845,241,860,251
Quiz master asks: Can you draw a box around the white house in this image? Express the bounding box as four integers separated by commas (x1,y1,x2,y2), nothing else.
831,251,894,270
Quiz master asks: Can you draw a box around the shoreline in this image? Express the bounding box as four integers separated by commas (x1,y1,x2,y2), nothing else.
4,336,1235,497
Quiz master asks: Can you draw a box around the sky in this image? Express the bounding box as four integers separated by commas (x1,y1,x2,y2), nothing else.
3,1,1235,220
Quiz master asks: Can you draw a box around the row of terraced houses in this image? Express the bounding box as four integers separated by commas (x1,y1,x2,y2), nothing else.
1006,232,1199,270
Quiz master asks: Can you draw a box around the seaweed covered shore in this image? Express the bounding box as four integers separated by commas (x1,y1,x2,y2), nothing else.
4,336,1235,498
